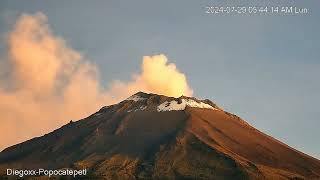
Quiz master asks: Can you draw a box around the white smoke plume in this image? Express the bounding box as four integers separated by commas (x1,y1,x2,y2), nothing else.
0,12,193,150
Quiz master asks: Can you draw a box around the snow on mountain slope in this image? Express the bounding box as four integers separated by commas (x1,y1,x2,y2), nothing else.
1,92,319,179
126,94,147,102
157,99,218,112
123,92,220,113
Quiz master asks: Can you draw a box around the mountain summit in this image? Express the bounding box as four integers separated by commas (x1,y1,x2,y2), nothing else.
1,92,320,179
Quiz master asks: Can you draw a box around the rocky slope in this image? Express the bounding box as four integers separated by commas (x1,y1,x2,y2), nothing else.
0,92,320,179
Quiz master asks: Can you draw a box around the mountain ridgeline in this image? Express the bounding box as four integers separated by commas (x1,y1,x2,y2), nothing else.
0,92,320,179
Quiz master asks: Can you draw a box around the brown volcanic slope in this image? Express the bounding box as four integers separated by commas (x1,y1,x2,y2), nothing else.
0,92,320,179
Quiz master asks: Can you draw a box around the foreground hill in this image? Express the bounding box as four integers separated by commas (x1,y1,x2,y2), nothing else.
1,92,320,179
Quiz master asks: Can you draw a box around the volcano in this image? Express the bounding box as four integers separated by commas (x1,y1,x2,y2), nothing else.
0,92,320,179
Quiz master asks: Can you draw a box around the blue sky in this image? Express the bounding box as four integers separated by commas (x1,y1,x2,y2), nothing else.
0,0,319,158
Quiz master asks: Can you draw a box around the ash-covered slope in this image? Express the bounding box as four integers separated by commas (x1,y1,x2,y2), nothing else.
0,92,320,179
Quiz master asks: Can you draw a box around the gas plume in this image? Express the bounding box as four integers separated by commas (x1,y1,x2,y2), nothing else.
0,12,193,150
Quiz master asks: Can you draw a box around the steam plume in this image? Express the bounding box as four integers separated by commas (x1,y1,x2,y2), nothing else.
0,12,193,150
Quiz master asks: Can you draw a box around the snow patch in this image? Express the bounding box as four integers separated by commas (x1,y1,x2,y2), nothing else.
126,95,146,102
157,100,185,111
140,105,147,111
127,105,147,112
157,99,217,112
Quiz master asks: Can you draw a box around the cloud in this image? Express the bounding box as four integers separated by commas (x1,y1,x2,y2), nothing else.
0,12,193,150
108,54,193,98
